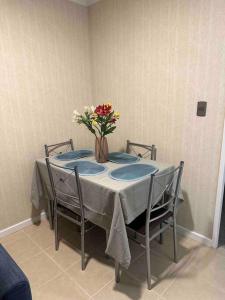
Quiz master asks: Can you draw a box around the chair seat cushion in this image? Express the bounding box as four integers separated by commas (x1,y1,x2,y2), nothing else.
127,209,172,235
0,245,32,300
127,198,183,236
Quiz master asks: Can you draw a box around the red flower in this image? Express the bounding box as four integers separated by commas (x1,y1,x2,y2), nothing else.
95,104,112,116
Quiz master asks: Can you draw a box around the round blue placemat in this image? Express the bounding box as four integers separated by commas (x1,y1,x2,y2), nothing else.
110,164,158,181
108,152,140,164
64,160,107,176
55,150,93,161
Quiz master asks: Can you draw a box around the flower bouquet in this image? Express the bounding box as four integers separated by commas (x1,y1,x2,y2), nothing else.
72,104,120,162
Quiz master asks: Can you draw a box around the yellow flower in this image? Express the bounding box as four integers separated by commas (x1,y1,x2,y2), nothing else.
91,113,98,119
92,120,98,126
114,112,120,119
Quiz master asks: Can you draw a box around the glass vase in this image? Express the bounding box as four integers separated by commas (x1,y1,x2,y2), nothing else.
95,136,108,163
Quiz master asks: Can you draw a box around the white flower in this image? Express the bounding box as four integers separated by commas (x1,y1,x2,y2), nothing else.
90,105,95,113
72,110,81,123
73,109,81,116
84,105,95,114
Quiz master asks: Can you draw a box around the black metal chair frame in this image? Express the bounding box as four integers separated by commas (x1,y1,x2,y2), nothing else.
126,140,157,160
115,161,184,289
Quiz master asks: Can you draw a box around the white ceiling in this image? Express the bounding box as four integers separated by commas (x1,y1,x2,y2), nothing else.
70,0,100,6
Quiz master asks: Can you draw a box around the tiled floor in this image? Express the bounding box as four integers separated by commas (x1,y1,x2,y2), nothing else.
1,219,225,300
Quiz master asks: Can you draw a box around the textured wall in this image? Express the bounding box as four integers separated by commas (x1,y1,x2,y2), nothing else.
89,0,225,238
1,0,225,239
0,0,92,229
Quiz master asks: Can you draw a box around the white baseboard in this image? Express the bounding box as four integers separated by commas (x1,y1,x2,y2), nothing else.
0,212,47,238
177,225,213,247
0,213,213,248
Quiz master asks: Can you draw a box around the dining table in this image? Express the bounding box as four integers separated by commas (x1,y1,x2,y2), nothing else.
31,150,176,269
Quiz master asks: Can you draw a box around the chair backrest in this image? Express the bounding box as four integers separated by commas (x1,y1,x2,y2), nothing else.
146,161,184,231
126,140,157,160
45,158,84,220
44,139,74,157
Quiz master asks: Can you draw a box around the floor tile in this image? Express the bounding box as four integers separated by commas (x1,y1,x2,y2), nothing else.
163,264,225,300
129,239,145,263
32,273,89,300
192,246,225,293
217,246,225,257
24,221,54,249
92,272,159,300
3,234,41,264
2,224,225,299
126,248,194,295
23,220,50,235
19,252,62,289
151,229,201,262
30,289,39,300
58,218,81,237
0,229,27,245
63,225,106,256
45,242,81,270
66,253,114,296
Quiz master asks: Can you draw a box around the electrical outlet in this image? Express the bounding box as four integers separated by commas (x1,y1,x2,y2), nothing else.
197,101,207,117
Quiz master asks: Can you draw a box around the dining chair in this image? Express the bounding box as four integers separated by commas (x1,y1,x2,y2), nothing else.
126,140,157,160
44,139,74,229
45,158,94,270
44,139,74,157
115,161,184,289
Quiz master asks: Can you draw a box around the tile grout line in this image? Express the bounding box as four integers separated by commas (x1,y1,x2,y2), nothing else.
32,272,64,294
89,278,114,299
61,251,115,298
24,223,116,298
23,226,91,298
86,244,147,298
41,246,91,298
20,230,70,292
63,269,92,299
10,228,46,265
13,225,218,299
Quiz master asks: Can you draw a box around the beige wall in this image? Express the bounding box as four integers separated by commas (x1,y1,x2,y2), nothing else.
1,0,225,240
0,0,92,230
89,0,225,238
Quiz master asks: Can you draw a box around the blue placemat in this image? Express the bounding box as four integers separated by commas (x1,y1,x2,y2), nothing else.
108,152,140,164
110,164,158,181
55,150,93,161
64,160,107,176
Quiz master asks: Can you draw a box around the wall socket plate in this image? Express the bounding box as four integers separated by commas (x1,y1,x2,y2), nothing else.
197,101,207,117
